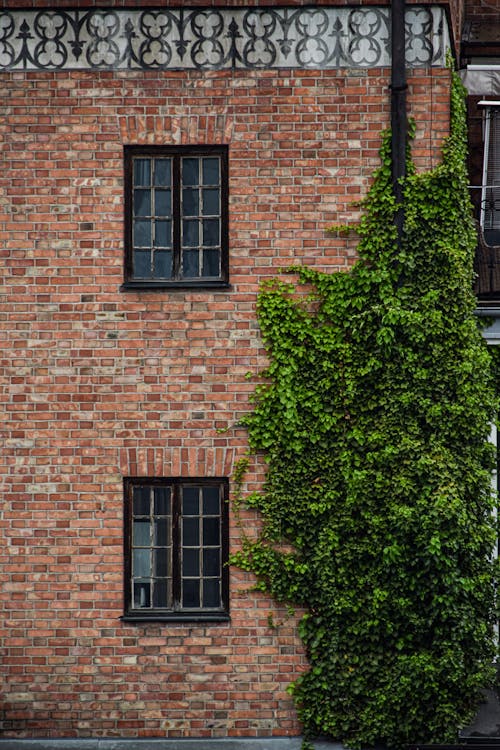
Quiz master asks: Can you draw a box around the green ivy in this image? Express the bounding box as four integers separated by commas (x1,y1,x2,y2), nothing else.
231,68,498,748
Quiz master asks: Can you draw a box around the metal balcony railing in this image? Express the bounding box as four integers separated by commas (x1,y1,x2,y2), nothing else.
470,189,500,303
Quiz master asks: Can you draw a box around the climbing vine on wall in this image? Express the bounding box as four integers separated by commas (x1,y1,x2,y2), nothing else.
231,69,498,748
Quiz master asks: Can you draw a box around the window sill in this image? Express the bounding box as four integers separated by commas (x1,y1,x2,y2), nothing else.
121,612,231,624
475,303,500,313
120,280,231,292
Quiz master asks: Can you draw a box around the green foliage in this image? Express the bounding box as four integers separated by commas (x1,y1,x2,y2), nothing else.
231,69,498,748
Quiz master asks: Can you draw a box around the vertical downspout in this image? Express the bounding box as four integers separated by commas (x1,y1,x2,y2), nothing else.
391,0,407,249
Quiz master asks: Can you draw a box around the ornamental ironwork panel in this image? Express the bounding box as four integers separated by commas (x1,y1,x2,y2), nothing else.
0,6,449,71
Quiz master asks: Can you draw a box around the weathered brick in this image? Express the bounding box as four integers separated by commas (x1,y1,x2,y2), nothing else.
0,0,457,740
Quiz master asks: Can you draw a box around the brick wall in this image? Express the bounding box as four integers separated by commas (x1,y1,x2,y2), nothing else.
465,0,499,20
0,6,453,739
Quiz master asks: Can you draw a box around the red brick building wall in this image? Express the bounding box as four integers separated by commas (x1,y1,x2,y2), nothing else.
0,2,456,740
465,0,499,20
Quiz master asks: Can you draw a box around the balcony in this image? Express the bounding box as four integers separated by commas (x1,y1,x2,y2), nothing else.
471,176,500,302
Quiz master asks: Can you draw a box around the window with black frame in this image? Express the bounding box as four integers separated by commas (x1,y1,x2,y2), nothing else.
123,478,229,622
123,146,229,289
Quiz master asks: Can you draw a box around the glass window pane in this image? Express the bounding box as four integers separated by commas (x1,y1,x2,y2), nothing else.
202,157,219,185
183,548,200,577
182,158,199,186
183,517,199,546
134,580,151,608
154,548,170,577
133,250,152,278
154,487,171,515
182,579,200,608
155,518,169,547
154,158,171,187
202,188,219,216
154,221,172,248
183,220,199,248
182,188,199,217
203,219,219,247
203,487,220,515
134,220,152,248
133,520,150,547
153,579,170,608
182,487,199,515
134,158,151,186
153,249,172,278
133,548,151,577
133,487,151,516
155,189,171,216
203,518,220,546
182,250,199,278
134,189,151,217
203,249,220,278
203,548,220,577
203,579,220,608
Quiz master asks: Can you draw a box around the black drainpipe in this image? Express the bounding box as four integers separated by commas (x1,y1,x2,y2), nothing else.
391,0,407,249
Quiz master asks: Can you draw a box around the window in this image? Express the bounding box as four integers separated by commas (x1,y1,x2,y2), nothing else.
123,146,229,289
123,478,229,621
480,103,500,246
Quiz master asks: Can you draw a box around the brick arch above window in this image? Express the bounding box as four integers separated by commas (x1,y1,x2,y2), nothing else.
118,113,235,146
119,446,242,479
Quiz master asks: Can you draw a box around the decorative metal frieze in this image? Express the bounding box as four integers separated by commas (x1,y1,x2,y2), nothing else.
0,6,450,72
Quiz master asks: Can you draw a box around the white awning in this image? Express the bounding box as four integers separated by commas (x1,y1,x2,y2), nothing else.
460,68,500,96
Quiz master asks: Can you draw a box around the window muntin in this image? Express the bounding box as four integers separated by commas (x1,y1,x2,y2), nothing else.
124,478,229,621
124,146,228,288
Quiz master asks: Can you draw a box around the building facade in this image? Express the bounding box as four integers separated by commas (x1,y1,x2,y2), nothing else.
0,0,497,741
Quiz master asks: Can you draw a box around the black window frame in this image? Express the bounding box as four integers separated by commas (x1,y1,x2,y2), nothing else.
122,145,229,291
123,477,230,623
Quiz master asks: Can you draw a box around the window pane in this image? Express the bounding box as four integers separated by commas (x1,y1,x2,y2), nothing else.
133,520,150,547
154,220,172,248
133,548,151,577
203,518,220,546
203,487,220,515
183,548,200,577
182,487,200,515
134,189,151,217
134,158,151,186
203,219,219,247
134,220,152,248
182,250,199,278
154,487,171,515
134,580,151,608
203,548,220,577
154,250,172,278
133,250,152,278
155,189,171,216
154,158,171,187
183,220,199,248
203,579,220,608
183,188,199,216
202,157,219,185
202,188,219,216
182,158,199,186
183,517,199,546
155,518,169,547
182,579,200,608
154,548,170,577
153,579,170,608
133,487,151,516
203,249,220,278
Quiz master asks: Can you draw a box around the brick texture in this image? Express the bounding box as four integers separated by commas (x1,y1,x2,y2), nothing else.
0,0,454,739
